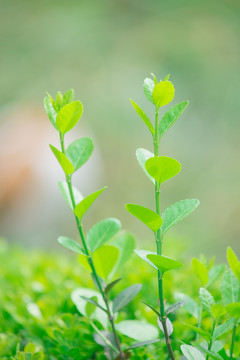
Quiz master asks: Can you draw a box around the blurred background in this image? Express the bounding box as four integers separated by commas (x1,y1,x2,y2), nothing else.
0,0,239,259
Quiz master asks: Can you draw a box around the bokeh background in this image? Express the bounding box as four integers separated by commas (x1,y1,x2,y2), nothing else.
0,0,239,259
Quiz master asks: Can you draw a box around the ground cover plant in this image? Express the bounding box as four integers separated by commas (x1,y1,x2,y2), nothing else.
0,76,239,359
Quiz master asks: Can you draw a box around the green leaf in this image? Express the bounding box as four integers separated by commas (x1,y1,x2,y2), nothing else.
86,218,121,253
227,247,240,280
162,199,200,234
145,156,181,184
125,204,162,232
147,254,183,274
104,278,122,295
175,292,200,319
166,301,185,315
199,288,215,313
80,296,107,313
213,318,236,341
130,99,154,135
184,323,211,341
57,236,86,255
127,339,160,349
112,284,142,313
134,249,159,270
50,145,74,175
62,89,74,106
207,264,226,288
211,304,226,319
109,232,135,277
85,296,98,318
142,302,161,317
74,187,107,221
197,345,224,360
192,258,209,285
181,344,205,360
143,78,155,104
58,180,83,210
152,81,175,108
159,101,189,138
116,320,158,341
226,303,240,319
65,137,94,172
136,148,154,183
221,269,239,304
55,91,63,109
44,96,58,129
56,100,83,134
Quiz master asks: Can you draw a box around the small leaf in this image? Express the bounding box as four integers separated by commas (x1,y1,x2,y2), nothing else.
226,303,240,319
184,323,211,341
56,100,83,134
181,344,205,360
162,199,200,234
86,218,121,253
147,254,183,274
86,296,99,317
55,91,63,108
62,89,74,106
44,96,58,129
159,101,188,138
211,304,226,319
143,78,155,104
74,187,107,221
221,269,239,304
157,317,173,336
112,284,142,313
50,145,74,175
213,318,236,341
127,339,160,349
109,232,135,277
80,296,107,313
66,137,94,172
93,330,118,351
104,278,122,295
175,292,200,319
125,204,162,232
58,180,83,210
227,247,240,280
116,320,158,341
152,81,175,108
57,236,86,255
199,288,215,313
130,99,154,135
136,148,154,183
142,302,160,317
192,258,209,285
134,249,159,270
145,156,181,184
166,301,185,315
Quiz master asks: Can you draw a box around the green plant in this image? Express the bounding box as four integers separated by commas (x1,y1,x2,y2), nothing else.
127,74,200,359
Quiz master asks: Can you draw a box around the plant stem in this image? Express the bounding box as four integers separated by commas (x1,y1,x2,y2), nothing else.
59,133,124,360
206,319,216,360
153,110,175,360
230,320,238,360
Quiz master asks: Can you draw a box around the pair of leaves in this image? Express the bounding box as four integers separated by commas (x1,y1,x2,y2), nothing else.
135,249,182,274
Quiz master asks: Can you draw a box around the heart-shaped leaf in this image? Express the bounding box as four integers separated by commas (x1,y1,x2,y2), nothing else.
147,254,183,274
136,148,154,183
50,144,74,175
130,99,154,135
125,204,162,232
74,187,107,221
152,81,175,108
159,101,188,138
56,100,83,134
145,156,181,184
66,137,94,172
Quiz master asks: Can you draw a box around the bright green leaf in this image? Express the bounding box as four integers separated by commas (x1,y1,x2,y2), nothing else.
44,96,58,129
213,318,236,341
50,144,74,175
147,254,183,274
226,303,240,319
152,81,175,108
74,187,107,221
112,284,142,313
56,100,83,134
55,91,63,109
143,78,155,104
199,288,215,313
125,204,162,232
66,137,94,172
134,249,159,270
192,258,209,285
181,344,205,360
136,148,154,183
86,218,121,253
57,236,86,255
145,156,181,184
211,304,226,319
197,345,224,360
62,89,74,106
184,323,211,341
116,320,158,341
130,99,154,135
58,180,83,210
227,247,240,280
221,269,239,304
162,199,199,234
159,101,188,138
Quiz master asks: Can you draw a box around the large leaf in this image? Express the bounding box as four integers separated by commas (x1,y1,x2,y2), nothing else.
58,180,83,210
125,204,162,232
226,303,240,318
130,99,154,135
181,345,205,360
162,199,200,234
152,81,175,108
50,145,74,175
213,318,236,341
143,78,155,104
112,284,142,313
57,236,86,255
221,269,239,304
109,232,135,277
147,254,183,274
56,100,83,134
44,96,57,129
86,218,121,253
227,247,240,280
66,137,93,172
145,156,181,184
136,148,154,183
175,292,200,319
74,187,107,221
192,258,209,285
116,320,158,341
159,101,188,138
199,288,215,313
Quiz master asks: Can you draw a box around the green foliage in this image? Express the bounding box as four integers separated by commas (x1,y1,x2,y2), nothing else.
56,101,83,134
152,80,175,108
112,284,142,313
130,99,155,135
65,137,93,172
125,204,162,232
158,101,188,138
147,254,183,274
50,144,74,175
57,236,86,255
145,156,181,184
74,187,107,220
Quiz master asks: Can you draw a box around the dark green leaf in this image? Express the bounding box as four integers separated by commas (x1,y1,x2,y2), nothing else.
130,99,154,135
112,284,142,313
145,156,181,184
56,100,83,134
74,187,107,221
104,278,122,294
142,302,160,317
125,204,162,232
159,101,188,138
50,144,74,175
66,137,94,172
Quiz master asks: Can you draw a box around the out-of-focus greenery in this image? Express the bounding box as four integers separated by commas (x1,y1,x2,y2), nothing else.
0,0,240,255
0,238,239,359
